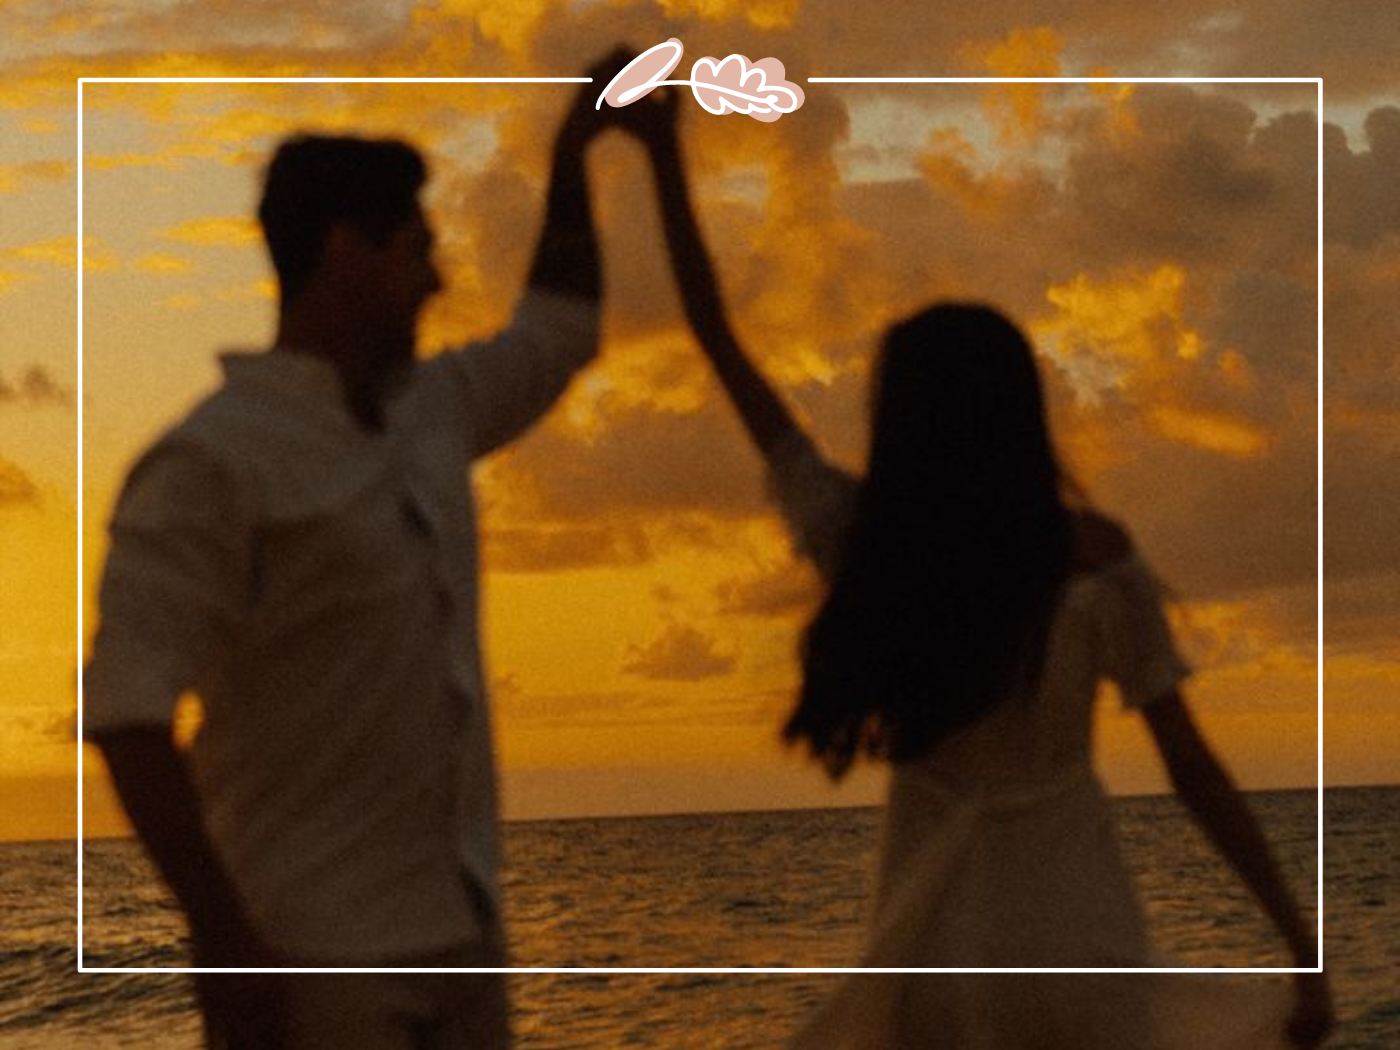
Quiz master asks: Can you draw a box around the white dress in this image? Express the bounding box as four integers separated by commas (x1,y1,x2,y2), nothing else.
766,432,1293,1050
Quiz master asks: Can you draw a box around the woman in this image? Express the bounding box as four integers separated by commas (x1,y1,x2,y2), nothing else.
632,92,1332,1048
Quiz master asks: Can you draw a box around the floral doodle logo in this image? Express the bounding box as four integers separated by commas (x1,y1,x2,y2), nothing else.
597,39,805,123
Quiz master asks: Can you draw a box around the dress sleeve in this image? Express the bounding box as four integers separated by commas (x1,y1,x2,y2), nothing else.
83,439,255,733
1097,554,1191,710
763,428,860,583
417,289,600,459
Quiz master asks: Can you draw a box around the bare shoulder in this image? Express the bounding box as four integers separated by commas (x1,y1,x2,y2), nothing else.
1070,510,1134,575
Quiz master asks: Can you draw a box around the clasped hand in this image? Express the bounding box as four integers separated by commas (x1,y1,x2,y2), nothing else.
563,48,681,151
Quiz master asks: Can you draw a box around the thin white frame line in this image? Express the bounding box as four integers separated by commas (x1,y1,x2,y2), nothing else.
76,75,1325,978
77,77,591,85
76,77,86,974
808,76,1321,84
1314,78,1326,971
83,965,1318,975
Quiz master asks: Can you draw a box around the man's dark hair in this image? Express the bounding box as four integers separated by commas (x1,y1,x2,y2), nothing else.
257,134,428,301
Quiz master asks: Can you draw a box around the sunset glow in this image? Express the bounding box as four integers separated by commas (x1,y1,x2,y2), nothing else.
0,2,1395,840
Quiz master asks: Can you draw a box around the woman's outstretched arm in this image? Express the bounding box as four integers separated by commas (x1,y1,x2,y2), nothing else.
1142,691,1333,1047
638,93,799,457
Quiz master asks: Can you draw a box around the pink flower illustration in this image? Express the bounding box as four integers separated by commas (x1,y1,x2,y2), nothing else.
596,39,805,123
690,55,804,122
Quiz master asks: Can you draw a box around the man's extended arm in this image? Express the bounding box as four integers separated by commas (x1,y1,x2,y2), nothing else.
93,727,270,963
94,728,287,1048
523,77,606,301
430,52,642,457
85,443,285,1045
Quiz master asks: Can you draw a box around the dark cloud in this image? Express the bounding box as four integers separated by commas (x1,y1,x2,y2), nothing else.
785,1,1397,100
497,393,770,521
0,457,40,506
1057,90,1314,273
482,521,653,574
715,559,820,619
1325,571,1400,657
622,621,737,681
1325,106,1400,250
1320,112,1400,585
1324,415,1400,585
0,365,71,408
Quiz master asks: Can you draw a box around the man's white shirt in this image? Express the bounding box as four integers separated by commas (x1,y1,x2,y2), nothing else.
85,290,598,962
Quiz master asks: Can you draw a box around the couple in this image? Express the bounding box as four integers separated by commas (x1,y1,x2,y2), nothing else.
84,50,1331,1050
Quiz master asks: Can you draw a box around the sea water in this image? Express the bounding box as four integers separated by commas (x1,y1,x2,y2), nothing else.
2,787,1395,1049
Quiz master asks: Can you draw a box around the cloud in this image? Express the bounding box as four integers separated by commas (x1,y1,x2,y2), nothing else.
0,458,40,507
1325,571,1400,658
0,159,70,194
714,559,820,619
10,4,1389,628
623,621,737,681
440,76,1346,610
160,216,261,248
482,522,654,574
134,252,195,275
960,26,1067,144
0,365,71,409
0,236,120,280
1325,106,1400,251
1319,113,1400,588
494,391,772,523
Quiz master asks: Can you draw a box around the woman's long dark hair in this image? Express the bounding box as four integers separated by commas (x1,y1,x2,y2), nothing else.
786,304,1076,779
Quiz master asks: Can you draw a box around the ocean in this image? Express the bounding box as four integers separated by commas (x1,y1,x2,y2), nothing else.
2,786,1395,1048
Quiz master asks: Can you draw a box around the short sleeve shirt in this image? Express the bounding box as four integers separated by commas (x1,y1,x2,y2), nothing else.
84,290,598,962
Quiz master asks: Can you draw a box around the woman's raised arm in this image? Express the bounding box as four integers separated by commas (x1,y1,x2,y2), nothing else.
635,92,800,458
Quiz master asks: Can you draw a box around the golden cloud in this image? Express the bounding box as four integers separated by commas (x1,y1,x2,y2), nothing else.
656,0,799,30
0,159,71,194
12,237,79,268
918,127,1054,220
1147,405,1271,459
1033,264,1207,400
134,252,195,275
961,26,1065,144
161,216,261,248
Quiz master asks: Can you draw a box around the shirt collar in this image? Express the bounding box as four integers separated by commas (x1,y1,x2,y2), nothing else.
217,348,373,436
219,348,346,400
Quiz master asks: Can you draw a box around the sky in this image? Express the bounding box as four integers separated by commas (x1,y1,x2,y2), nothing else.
1,0,1397,839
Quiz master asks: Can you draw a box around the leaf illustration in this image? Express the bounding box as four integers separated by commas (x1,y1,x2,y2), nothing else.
597,39,685,109
689,54,805,122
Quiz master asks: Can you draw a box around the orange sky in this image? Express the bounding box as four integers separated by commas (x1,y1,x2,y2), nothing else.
2,1,1397,839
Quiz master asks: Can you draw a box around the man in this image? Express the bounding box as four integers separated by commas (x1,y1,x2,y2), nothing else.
85,53,644,1049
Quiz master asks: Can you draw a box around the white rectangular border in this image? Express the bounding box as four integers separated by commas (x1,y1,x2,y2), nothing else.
77,75,1325,976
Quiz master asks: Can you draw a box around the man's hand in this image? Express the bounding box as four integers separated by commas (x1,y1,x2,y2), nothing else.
557,48,641,146
613,84,682,156
94,726,290,1048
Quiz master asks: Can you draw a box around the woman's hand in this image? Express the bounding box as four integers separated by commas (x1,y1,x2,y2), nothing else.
615,84,682,155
